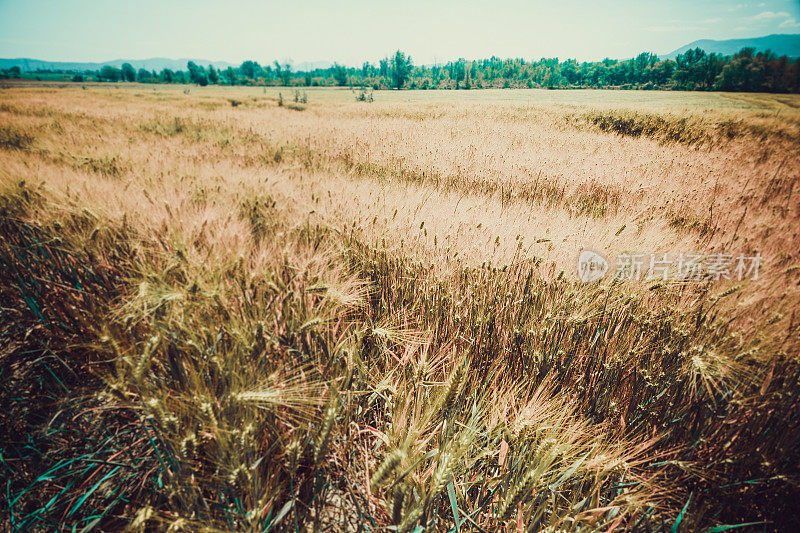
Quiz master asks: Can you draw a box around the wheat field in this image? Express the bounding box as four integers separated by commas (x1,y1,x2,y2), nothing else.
1,83,799,532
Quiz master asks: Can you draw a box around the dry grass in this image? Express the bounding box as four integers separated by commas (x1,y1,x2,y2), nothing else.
1,84,799,531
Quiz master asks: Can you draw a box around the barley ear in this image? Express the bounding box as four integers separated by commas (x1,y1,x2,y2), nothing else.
391,483,408,525
371,449,406,489
314,401,337,464
441,361,467,413
499,468,537,521
398,503,423,533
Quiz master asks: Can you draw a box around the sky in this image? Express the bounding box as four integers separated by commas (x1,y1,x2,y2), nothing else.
0,0,798,65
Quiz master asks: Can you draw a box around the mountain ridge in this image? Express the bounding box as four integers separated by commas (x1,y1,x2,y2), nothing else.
662,33,799,60
0,57,237,72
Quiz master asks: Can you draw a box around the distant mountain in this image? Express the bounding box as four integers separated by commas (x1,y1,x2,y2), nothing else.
663,33,800,60
3,35,797,74
0,57,236,72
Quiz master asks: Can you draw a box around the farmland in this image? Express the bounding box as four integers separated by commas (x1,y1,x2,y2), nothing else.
1,83,799,531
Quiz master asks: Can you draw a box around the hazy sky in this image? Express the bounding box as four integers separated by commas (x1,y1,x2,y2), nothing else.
1,0,798,65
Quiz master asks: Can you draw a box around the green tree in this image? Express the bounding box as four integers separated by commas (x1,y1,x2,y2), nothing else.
773,55,790,92
544,69,565,88
333,63,348,86
239,60,260,79
361,61,373,78
391,50,412,89
450,59,467,87
651,60,674,86
187,61,208,86
674,48,706,88
632,52,657,83
121,63,136,82
99,65,121,82
137,68,150,82
208,65,219,84
714,48,757,91
225,67,237,85
561,59,579,85
280,64,292,86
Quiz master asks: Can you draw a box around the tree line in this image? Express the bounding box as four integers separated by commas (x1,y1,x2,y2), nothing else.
2,48,799,93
